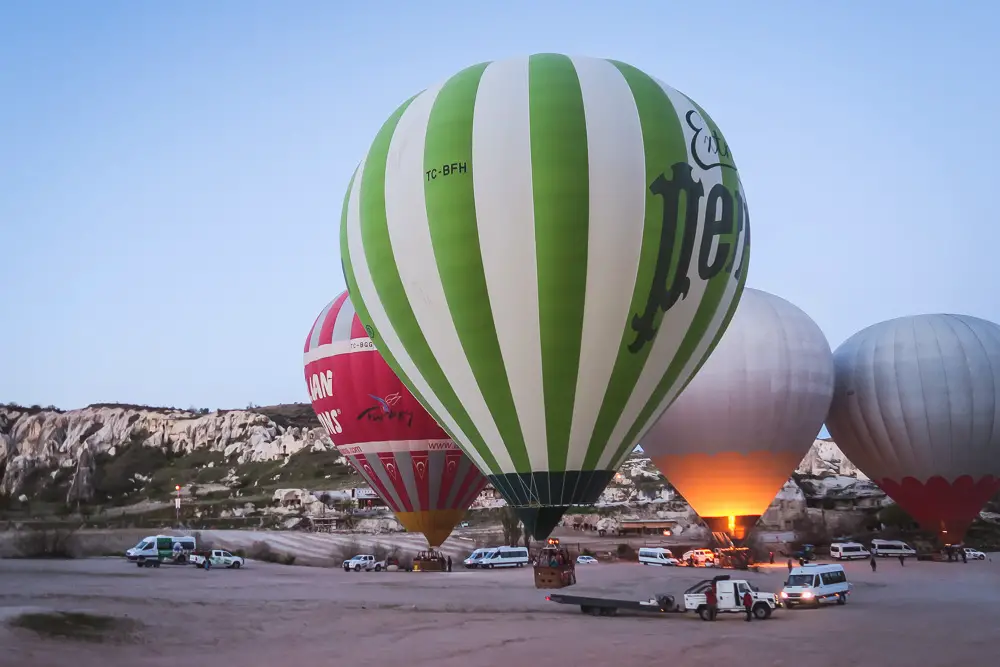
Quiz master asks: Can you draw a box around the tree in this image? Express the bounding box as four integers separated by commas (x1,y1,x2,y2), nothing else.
500,507,523,546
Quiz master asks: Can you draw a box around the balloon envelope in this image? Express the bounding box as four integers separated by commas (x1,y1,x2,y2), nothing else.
825,314,1000,542
340,53,751,539
304,291,487,547
643,288,834,537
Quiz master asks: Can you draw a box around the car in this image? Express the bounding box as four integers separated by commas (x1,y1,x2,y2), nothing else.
342,554,386,572
576,555,598,565
681,549,716,566
964,548,987,560
190,550,245,569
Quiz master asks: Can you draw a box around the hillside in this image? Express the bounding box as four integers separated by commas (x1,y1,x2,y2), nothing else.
1,401,890,526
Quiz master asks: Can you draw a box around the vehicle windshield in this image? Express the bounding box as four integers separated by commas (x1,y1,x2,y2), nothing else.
134,541,151,550
787,574,815,587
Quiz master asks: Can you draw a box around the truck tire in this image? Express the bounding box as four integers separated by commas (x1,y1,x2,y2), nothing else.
753,604,771,620
136,562,144,568
374,564,382,572
153,561,161,568
580,606,593,615
176,555,187,564
698,606,712,621
232,562,241,569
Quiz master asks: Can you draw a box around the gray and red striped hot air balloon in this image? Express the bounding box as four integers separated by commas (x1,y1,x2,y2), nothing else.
304,290,487,547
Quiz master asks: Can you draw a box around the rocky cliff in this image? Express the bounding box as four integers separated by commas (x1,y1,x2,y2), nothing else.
0,403,342,507
1,402,878,513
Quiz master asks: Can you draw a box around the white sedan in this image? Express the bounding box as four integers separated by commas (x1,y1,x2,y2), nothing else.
964,548,987,560
576,555,599,565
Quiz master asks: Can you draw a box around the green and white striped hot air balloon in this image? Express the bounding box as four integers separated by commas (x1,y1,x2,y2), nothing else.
340,53,751,539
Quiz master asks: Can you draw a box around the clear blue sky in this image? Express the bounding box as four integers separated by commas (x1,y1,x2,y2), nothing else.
1,0,997,412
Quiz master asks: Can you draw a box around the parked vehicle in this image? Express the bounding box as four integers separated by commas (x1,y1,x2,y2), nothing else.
871,539,916,558
780,564,852,607
342,554,386,572
830,542,871,560
190,550,245,569
683,575,778,620
963,547,987,560
463,548,493,568
638,547,679,566
480,546,530,569
546,575,777,621
126,535,196,567
681,549,716,566
576,555,598,565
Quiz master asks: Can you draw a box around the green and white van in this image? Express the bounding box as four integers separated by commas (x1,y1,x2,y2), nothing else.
126,535,196,567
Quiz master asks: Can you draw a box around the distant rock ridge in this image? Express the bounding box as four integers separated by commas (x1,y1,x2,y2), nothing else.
1,403,879,515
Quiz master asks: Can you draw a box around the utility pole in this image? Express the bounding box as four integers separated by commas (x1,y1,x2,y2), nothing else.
175,485,182,527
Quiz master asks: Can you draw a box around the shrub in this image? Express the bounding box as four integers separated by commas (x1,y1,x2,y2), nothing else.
12,527,80,558
247,540,296,565
335,537,363,563
616,543,637,561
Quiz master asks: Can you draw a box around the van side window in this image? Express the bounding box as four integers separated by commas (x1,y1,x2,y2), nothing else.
821,571,846,585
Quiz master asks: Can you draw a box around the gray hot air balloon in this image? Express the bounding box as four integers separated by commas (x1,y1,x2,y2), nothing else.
642,288,834,539
825,314,1000,542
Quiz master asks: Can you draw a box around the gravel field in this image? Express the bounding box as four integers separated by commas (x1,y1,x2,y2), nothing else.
2,554,998,667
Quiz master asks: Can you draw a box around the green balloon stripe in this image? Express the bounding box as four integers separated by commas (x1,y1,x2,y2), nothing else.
580,61,688,470
342,163,464,465
610,92,749,467
422,62,532,474
349,93,501,473
529,53,591,478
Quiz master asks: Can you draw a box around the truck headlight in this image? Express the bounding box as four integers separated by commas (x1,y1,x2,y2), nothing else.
801,591,813,599
780,592,788,598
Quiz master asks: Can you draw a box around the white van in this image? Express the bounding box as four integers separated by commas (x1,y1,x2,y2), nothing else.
478,546,529,568
125,535,196,566
780,564,853,607
463,548,493,568
639,547,679,566
830,542,871,560
871,539,916,558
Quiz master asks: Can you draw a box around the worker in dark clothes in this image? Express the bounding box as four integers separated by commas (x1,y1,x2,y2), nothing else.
961,550,968,564
705,584,718,621
743,590,754,622
447,555,452,572
898,554,905,566
769,551,775,564
787,558,794,574
870,555,877,572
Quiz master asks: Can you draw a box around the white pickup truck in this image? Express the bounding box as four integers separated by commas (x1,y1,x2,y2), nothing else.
683,576,778,620
189,550,246,569
343,554,386,572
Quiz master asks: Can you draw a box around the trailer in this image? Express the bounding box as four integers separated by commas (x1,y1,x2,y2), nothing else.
545,592,683,616
545,575,778,620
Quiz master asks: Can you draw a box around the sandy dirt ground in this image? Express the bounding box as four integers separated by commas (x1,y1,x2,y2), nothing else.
2,554,998,667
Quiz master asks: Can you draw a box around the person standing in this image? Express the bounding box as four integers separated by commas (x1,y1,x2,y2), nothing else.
898,554,905,567
870,555,877,572
769,551,775,565
743,590,754,622
447,555,453,572
786,558,793,574
961,550,968,564
705,584,718,621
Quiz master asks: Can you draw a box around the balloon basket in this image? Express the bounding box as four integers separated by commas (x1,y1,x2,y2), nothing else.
413,549,446,572
533,541,576,589
533,565,576,589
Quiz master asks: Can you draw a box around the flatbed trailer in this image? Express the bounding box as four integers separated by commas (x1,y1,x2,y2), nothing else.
546,592,683,616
